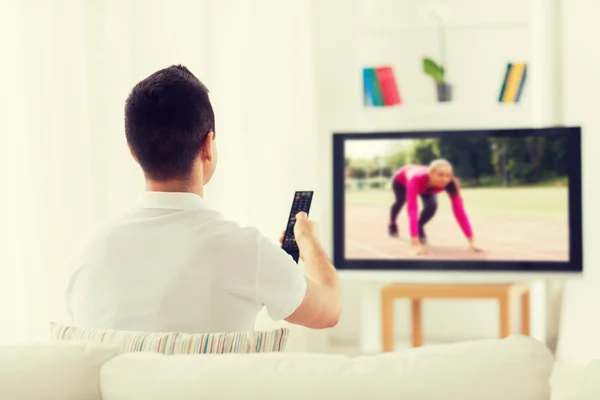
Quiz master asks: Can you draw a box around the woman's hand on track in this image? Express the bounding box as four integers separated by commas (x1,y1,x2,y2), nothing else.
468,238,483,252
409,243,428,256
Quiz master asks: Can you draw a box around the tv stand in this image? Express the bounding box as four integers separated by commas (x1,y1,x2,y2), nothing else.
380,283,531,351
341,272,551,354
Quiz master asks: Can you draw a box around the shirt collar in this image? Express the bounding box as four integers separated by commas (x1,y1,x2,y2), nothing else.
134,191,207,211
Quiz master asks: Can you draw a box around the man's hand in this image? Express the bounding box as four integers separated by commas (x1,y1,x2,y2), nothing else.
294,212,318,241
279,213,320,259
278,213,319,245
293,212,320,260
278,231,285,247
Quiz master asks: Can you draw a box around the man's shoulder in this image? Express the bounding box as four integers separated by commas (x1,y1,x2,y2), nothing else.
68,219,118,265
84,207,264,242
204,218,265,248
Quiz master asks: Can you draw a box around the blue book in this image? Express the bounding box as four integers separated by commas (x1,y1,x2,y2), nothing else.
363,68,384,106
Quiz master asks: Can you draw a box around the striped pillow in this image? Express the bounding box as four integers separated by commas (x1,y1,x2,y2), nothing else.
50,322,289,354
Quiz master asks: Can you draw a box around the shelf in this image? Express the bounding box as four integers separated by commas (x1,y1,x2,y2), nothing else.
336,103,536,133
359,22,530,33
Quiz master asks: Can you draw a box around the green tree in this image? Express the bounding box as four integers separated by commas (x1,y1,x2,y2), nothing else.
351,168,367,179
490,138,509,186
524,136,546,181
541,135,569,177
436,137,494,184
349,158,377,180
385,150,408,173
411,140,439,165
497,137,541,184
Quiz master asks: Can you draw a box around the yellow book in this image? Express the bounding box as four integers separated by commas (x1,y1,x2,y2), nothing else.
502,63,526,103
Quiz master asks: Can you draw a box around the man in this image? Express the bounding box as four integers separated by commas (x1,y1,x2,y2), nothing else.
65,65,341,333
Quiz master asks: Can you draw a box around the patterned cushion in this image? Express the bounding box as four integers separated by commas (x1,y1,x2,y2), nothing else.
50,322,289,354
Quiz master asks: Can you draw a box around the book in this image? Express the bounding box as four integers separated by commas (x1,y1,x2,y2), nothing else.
375,66,402,106
363,67,384,106
498,63,527,103
515,65,527,102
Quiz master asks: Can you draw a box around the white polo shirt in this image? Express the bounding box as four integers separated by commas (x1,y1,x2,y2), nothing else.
65,191,307,333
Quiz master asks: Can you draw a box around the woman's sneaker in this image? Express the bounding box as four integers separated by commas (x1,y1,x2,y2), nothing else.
388,223,399,237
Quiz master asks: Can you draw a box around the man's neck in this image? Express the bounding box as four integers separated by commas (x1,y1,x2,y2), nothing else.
146,179,204,197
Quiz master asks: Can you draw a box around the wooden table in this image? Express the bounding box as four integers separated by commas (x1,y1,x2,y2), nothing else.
381,283,531,352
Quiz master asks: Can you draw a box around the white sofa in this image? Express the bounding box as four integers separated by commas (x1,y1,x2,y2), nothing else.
0,335,596,399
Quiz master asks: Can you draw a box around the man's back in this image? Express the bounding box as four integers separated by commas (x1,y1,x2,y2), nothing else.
66,192,307,333
66,65,340,333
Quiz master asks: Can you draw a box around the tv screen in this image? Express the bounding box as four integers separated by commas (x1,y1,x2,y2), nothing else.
332,127,583,273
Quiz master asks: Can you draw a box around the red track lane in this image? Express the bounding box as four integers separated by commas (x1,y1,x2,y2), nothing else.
345,204,569,261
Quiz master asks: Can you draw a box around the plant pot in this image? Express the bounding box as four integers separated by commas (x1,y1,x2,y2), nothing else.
436,82,452,102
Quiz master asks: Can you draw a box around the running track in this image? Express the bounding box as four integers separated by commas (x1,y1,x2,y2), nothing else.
345,204,569,261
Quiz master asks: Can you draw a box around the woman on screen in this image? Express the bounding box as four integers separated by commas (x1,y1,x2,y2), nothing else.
388,159,481,256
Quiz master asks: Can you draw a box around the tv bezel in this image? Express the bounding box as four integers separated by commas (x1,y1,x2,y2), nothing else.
332,127,583,273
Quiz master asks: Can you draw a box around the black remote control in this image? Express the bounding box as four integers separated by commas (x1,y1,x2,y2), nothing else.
281,191,314,263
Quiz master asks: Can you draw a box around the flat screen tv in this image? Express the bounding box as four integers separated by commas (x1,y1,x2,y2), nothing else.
332,127,583,273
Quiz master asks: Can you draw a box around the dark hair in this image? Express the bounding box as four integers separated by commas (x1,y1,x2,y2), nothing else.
125,65,215,181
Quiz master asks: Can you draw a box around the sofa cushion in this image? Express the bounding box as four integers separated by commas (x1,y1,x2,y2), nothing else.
99,335,553,400
50,321,289,354
0,341,119,400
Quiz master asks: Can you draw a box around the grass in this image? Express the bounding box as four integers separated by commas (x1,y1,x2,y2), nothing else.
345,186,568,221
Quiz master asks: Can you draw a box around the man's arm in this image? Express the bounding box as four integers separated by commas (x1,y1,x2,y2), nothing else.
284,234,341,329
257,213,341,329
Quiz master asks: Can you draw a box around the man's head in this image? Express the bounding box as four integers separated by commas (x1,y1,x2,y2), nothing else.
125,65,217,187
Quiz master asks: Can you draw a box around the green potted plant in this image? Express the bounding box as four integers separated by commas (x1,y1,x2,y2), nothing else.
423,57,451,102
421,7,451,102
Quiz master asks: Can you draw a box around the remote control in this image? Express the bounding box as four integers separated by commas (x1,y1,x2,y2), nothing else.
281,191,314,263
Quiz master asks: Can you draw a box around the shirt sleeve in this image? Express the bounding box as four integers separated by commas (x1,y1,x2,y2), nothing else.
449,195,474,238
64,273,76,323
63,239,92,325
446,180,473,238
256,236,307,321
406,178,421,237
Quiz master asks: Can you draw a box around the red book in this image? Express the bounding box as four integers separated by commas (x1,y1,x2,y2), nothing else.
375,66,402,106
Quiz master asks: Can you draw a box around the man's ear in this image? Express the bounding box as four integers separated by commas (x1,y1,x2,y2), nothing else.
201,131,214,162
128,145,139,164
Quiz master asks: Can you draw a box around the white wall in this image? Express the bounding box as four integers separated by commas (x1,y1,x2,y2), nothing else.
555,0,600,365
0,0,321,345
312,0,564,345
